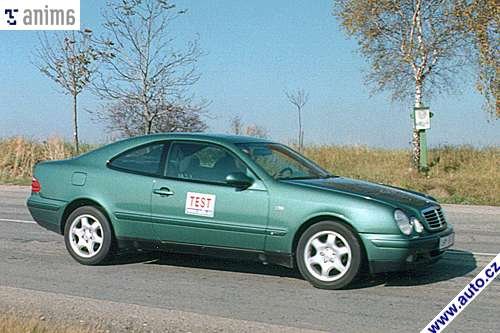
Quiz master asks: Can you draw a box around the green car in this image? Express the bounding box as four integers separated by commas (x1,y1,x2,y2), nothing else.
27,133,454,289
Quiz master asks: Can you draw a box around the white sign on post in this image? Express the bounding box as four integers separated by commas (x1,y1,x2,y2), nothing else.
415,107,431,130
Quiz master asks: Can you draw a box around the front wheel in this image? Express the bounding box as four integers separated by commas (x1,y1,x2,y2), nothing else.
296,221,362,289
64,206,113,265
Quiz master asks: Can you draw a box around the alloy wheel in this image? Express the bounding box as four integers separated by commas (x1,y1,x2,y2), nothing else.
303,230,352,282
69,214,104,258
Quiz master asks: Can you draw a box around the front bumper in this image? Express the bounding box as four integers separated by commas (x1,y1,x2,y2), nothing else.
360,225,454,274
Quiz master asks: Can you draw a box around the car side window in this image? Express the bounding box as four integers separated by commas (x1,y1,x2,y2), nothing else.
109,143,165,176
166,142,249,183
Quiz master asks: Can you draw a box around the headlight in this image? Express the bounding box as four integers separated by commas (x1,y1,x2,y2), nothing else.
394,209,412,235
411,217,424,233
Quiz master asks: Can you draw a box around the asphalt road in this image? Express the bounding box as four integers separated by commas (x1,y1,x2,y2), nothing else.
1,185,499,332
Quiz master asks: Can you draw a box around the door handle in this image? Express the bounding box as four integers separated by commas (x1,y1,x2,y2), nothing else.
153,187,174,196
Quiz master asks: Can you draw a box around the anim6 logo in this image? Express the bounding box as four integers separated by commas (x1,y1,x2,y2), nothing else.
4,9,19,26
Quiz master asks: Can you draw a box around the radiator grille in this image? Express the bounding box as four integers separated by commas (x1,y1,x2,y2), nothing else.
422,207,447,231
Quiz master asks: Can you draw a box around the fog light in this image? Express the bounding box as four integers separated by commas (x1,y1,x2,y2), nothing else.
411,217,424,233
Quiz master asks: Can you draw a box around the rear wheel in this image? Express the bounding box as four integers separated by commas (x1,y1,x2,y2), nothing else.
296,221,362,289
64,206,113,265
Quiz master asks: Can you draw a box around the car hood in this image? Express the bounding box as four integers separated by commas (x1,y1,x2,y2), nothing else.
283,177,435,210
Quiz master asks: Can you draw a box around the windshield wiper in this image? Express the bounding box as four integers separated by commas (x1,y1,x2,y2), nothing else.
277,173,337,181
321,173,337,179
277,176,312,180
278,175,325,181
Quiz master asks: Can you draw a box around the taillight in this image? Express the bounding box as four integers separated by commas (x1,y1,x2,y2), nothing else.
31,177,41,193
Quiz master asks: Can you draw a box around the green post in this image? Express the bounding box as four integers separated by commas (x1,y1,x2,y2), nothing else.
413,106,431,171
419,130,428,170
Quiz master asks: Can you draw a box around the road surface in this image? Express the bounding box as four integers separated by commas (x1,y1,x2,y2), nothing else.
0,185,499,332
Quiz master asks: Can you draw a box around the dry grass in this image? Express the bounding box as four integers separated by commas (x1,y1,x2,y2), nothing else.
304,145,499,206
0,137,95,184
0,137,498,205
0,314,95,333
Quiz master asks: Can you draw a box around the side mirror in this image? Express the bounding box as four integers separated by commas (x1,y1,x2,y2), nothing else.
225,172,254,189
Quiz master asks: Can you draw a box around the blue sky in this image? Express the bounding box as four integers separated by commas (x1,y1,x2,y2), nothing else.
0,0,498,148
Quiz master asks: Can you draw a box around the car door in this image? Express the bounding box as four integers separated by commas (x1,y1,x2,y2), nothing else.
105,141,167,240
151,141,269,250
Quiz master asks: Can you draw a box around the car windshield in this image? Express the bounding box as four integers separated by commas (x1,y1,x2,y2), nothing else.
236,143,333,180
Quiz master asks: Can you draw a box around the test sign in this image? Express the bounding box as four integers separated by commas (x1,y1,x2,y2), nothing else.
185,192,216,218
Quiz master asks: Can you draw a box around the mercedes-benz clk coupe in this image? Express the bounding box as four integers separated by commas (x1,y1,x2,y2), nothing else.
27,133,454,289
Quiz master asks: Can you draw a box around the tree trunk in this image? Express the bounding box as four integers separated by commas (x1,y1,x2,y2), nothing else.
147,120,153,134
72,94,79,154
144,104,152,134
412,80,423,168
298,108,303,152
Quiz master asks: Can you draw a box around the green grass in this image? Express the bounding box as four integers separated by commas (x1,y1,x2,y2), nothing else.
0,137,498,205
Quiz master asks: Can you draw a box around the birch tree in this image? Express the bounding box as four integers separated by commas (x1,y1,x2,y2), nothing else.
456,0,499,117
333,0,472,167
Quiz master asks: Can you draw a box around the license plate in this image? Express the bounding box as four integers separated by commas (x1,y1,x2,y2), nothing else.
439,233,454,250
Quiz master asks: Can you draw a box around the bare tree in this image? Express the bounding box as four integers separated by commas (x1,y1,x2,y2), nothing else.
35,30,102,153
244,124,268,139
230,115,243,135
93,0,204,136
98,99,207,138
229,116,267,138
285,89,309,151
333,0,474,167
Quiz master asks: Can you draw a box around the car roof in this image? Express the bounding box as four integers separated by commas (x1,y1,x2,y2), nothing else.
132,132,273,144
77,133,274,163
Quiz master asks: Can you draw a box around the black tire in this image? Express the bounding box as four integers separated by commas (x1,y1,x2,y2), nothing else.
296,221,362,289
64,206,114,265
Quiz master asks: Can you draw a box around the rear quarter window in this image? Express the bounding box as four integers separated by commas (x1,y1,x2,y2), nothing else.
109,143,165,176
